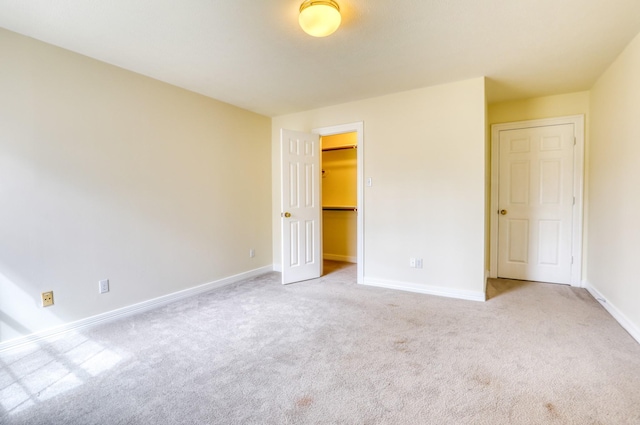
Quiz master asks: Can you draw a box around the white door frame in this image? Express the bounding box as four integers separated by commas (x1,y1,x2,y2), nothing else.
313,122,364,284
489,115,585,287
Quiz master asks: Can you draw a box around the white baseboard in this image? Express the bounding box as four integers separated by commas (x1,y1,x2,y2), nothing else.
363,277,486,302
585,282,640,345
323,254,357,263
273,263,282,272
0,265,273,353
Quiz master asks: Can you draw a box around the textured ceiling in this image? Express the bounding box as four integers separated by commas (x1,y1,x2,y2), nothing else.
1,0,640,116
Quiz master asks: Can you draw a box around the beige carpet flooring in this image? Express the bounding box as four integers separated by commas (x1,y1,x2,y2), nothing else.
1,261,640,424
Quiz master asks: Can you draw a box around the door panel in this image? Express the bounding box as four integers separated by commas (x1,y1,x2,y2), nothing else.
538,220,560,265
305,220,314,263
281,129,321,284
540,160,561,204
509,161,530,204
497,124,574,284
507,219,529,263
289,221,299,267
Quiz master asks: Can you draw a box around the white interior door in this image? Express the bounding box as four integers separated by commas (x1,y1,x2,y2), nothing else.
497,124,575,284
280,129,322,284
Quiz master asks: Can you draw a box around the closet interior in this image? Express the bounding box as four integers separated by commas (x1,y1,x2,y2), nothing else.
321,132,357,263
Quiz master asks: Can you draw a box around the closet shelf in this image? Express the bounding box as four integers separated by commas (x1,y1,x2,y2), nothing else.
322,145,357,152
322,206,357,211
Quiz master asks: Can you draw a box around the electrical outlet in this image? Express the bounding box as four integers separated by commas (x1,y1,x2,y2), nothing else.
415,258,423,269
42,291,54,307
99,279,109,294
249,248,255,258
409,257,416,268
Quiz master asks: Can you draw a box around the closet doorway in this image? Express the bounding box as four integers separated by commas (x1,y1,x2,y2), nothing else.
314,122,364,284
322,132,357,265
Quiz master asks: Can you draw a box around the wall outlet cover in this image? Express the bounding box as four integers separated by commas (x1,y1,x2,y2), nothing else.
42,291,54,307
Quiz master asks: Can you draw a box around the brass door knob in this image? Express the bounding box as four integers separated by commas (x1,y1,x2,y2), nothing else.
500,209,507,215
284,212,291,218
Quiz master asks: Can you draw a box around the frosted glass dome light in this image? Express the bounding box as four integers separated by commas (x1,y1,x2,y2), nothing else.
299,1,341,37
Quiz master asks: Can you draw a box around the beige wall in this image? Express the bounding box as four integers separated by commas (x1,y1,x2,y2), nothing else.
488,92,590,124
0,29,272,344
588,31,640,335
273,78,487,299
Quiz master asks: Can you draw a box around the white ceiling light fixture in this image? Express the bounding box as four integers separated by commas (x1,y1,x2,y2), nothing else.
299,0,341,37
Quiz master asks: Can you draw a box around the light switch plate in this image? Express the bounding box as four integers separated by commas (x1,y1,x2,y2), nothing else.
99,279,109,294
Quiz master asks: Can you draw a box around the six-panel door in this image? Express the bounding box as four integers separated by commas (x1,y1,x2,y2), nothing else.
280,129,321,284
497,124,575,284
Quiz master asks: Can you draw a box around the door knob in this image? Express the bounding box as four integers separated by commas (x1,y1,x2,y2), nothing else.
283,212,291,218
500,209,507,215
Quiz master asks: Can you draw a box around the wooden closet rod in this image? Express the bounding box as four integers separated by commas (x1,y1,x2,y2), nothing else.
322,206,357,211
322,145,357,152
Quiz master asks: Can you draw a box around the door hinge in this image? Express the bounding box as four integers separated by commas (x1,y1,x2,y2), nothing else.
573,196,576,206
574,137,577,146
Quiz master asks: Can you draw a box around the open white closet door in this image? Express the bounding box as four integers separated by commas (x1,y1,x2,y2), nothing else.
280,129,322,284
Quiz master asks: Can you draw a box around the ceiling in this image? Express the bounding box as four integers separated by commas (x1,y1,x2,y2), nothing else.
1,0,640,117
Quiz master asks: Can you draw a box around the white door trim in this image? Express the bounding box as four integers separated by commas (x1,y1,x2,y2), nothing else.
312,122,364,284
490,115,585,286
